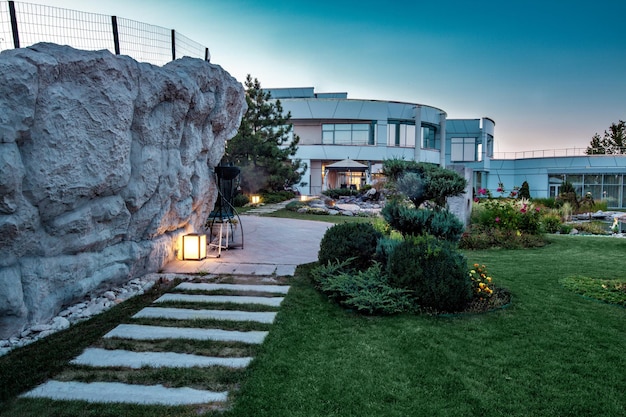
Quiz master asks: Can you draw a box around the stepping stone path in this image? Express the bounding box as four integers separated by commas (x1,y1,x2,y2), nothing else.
21,278,290,407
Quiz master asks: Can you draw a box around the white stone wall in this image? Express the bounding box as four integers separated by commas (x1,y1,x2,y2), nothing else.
0,43,246,338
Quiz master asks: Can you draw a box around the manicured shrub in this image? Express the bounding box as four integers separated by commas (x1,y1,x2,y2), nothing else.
386,235,472,312
318,222,383,271
233,193,250,207
541,213,562,233
381,200,464,241
311,261,414,315
285,200,307,211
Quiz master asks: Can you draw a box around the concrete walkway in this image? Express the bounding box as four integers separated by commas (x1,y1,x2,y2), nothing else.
161,215,331,276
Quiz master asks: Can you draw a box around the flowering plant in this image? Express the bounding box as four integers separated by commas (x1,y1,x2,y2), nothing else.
469,263,494,299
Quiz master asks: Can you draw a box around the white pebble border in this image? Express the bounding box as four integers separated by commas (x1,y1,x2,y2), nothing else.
0,273,182,357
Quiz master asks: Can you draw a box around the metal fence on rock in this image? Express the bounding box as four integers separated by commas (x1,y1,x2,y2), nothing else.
0,1,209,66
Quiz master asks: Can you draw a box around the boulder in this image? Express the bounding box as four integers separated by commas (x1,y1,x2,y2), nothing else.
0,43,246,338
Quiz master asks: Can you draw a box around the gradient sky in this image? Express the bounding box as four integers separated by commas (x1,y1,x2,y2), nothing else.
30,0,626,154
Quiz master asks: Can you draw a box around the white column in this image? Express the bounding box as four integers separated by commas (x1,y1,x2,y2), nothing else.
414,106,422,162
439,112,446,168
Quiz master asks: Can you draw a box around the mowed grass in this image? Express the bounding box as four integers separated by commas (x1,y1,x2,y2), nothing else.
229,235,626,417
1,234,625,416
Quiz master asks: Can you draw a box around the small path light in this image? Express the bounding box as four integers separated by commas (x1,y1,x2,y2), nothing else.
251,195,261,205
182,233,207,260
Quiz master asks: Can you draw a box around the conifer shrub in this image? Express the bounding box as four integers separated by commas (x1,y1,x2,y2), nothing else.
519,181,531,199
381,200,464,241
318,222,383,271
311,261,414,315
386,235,472,312
233,193,250,207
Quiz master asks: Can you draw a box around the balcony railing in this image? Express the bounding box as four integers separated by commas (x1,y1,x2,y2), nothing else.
493,148,626,160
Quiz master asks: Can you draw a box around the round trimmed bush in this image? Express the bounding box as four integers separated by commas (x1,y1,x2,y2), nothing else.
386,235,472,312
318,222,383,271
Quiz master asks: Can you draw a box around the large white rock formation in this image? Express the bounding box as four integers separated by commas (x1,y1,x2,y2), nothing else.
0,43,246,338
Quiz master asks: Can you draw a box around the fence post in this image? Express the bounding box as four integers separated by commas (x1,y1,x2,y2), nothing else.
8,1,20,49
111,16,120,55
205,47,210,62
171,29,176,61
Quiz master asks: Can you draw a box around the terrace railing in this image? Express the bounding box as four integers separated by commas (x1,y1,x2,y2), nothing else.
493,147,626,160
0,1,209,66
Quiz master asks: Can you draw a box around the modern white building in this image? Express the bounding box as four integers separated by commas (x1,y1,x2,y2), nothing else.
268,87,626,209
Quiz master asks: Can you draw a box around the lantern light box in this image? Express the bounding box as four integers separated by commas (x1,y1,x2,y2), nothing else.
182,233,207,260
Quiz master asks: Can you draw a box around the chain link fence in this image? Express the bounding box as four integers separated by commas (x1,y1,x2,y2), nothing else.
0,1,209,66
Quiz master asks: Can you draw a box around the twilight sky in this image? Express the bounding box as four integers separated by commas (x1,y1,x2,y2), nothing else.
29,0,626,154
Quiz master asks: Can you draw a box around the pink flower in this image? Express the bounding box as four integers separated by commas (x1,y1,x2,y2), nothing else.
497,187,503,193
495,217,500,223
535,207,541,212
511,191,518,196
520,208,527,213
478,188,487,195
474,197,479,203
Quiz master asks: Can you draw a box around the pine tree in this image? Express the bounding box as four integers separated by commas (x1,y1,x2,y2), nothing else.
223,75,306,193
586,120,626,155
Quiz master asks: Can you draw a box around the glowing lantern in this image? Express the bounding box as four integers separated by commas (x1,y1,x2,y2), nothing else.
182,233,207,260
251,195,261,204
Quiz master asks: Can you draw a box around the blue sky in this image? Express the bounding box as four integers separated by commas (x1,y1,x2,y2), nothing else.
33,0,626,153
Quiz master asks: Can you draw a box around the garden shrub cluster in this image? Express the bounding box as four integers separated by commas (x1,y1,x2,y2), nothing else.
312,159,496,315
318,222,382,271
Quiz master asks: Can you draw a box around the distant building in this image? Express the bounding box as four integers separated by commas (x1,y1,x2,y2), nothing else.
267,87,626,209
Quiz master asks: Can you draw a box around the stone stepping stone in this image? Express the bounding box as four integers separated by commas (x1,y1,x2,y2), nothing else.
155,293,284,307
133,307,277,323
104,324,267,344
21,380,227,405
70,348,252,369
176,282,290,294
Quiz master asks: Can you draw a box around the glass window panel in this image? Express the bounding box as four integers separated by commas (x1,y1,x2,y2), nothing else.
335,124,351,131
352,130,369,144
622,185,626,208
353,124,369,131
464,138,476,161
604,174,621,185
387,124,397,146
584,184,602,201
405,125,416,147
566,175,582,185
322,131,334,144
603,185,620,207
334,130,351,144
451,138,463,162
585,174,602,185
322,124,334,131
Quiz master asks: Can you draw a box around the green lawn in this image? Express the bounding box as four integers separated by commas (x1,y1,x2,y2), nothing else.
1,235,625,416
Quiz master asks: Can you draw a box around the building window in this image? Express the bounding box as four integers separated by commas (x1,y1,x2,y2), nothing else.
322,124,373,145
549,173,624,208
451,137,477,162
387,121,416,147
422,125,438,149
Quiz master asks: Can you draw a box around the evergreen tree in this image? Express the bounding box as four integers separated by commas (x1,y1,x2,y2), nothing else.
223,75,306,193
586,120,626,154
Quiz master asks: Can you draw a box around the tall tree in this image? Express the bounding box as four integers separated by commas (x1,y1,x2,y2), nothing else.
586,120,626,154
223,75,306,194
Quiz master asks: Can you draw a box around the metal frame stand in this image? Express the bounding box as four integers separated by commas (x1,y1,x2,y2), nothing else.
205,166,244,257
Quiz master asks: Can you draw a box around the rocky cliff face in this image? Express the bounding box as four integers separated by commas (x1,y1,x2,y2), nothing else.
0,43,246,338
